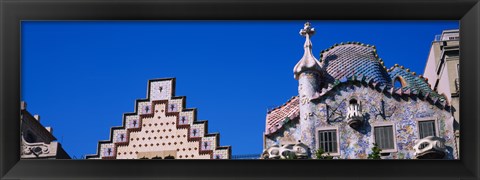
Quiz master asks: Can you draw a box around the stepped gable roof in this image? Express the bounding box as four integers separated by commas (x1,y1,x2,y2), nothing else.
320,42,392,88
85,78,231,159
265,96,299,135
387,65,447,103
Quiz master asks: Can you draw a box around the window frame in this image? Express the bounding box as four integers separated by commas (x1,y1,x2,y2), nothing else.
315,126,340,156
371,122,397,153
415,117,439,140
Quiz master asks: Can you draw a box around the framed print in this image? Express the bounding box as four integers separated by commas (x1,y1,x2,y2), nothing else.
1,0,479,179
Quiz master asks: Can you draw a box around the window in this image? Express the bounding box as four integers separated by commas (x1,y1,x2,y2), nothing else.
374,126,395,150
393,76,407,89
318,130,338,153
394,80,403,89
418,120,436,138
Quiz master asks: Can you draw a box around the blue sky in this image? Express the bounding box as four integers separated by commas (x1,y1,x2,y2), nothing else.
21,21,459,158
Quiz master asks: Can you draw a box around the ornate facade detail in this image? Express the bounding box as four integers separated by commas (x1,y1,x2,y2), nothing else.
20,101,70,159
413,136,447,159
21,135,60,158
346,99,363,129
263,22,457,159
293,22,323,80
261,142,309,159
86,78,231,159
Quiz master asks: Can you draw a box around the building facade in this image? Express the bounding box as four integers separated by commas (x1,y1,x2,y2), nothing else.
20,101,71,159
262,23,458,159
86,78,231,159
423,29,460,154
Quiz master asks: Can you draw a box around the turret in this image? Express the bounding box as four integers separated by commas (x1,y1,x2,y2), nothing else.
293,22,324,155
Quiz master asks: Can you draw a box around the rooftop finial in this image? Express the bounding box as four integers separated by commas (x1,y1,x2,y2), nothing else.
293,22,322,80
299,22,315,48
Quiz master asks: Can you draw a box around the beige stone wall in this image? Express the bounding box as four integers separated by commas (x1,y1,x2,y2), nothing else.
423,42,441,87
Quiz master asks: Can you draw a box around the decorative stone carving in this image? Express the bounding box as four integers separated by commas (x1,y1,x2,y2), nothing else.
293,142,309,159
346,99,363,128
293,22,323,80
262,142,310,159
21,135,57,158
413,136,446,159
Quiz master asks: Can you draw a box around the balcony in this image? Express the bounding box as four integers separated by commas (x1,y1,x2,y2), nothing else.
346,103,363,129
21,139,59,159
413,136,446,159
261,142,309,159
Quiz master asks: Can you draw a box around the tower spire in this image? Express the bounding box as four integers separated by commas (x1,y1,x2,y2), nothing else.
293,22,323,80
300,22,315,49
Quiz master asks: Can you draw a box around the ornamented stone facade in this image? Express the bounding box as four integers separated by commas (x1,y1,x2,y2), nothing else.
263,23,457,159
20,101,71,159
86,78,231,159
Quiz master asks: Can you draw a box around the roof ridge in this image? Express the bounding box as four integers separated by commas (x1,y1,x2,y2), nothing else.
267,96,299,113
319,76,450,109
320,41,378,61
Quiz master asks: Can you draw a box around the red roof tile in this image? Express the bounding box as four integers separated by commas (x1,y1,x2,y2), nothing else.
265,96,300,135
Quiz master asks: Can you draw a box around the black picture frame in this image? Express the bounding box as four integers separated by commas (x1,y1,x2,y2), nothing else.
1,0,479,179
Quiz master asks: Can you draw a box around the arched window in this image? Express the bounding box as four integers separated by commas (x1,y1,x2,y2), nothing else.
393,76,407,88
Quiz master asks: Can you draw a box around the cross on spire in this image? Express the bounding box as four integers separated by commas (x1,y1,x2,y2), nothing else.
293,22,323,80
299,22,315,48
300,22,315,37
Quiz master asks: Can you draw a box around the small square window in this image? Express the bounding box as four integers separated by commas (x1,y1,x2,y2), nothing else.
418,120,436,138
374,126,394,150
317,130,338,153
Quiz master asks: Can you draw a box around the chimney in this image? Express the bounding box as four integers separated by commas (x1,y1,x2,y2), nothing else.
34,115,40,122
21,101,27,110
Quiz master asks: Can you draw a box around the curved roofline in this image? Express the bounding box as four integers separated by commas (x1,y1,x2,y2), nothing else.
320,41,378,60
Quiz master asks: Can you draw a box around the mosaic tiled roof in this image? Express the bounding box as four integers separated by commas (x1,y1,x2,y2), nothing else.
387,65,447,103
320,42,392,88
266,77,450,135
265,96,299,135
266,42,450,135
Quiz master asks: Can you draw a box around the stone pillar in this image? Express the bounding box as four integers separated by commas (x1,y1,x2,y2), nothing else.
298,71,320,154
293,22,324,158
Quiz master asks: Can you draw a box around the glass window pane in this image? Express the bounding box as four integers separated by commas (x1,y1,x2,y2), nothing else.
318,130,338,153
419,120,436,138
375,126,394,150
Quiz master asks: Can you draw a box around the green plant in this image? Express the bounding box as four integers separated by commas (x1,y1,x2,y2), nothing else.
367,143,382,159
315,148,334,159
